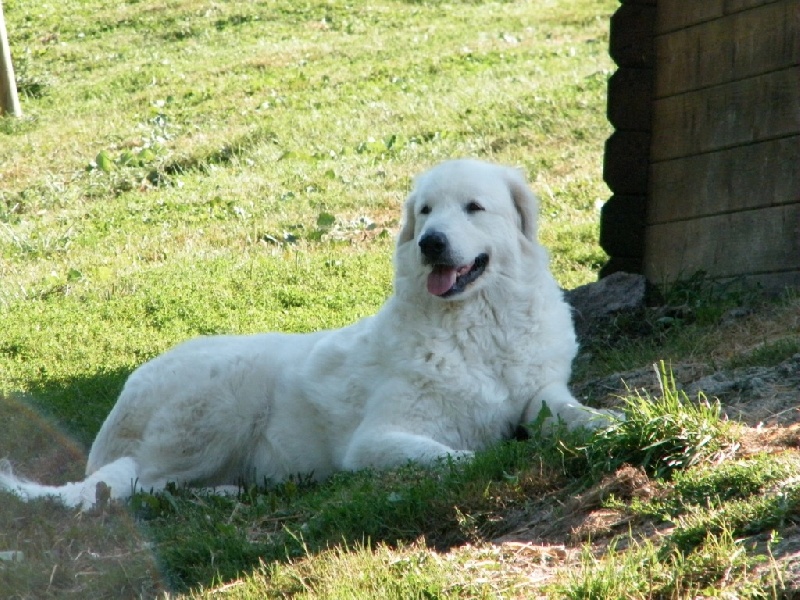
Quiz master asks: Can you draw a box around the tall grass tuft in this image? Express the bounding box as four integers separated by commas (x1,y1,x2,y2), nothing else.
580,361,739,480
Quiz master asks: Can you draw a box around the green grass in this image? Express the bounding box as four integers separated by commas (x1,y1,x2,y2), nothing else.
1,0,798,598
553,529,784,599
126,440,567,590
728,337,800,370
191,539,526,599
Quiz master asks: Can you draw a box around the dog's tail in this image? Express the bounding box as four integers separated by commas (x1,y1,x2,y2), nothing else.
0,457,138,510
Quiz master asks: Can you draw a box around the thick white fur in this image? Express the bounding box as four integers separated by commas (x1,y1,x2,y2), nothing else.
0,159,612,510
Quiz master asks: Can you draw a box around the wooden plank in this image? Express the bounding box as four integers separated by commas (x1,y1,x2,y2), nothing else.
610,4,656,68
651,67,800,162
607,67,653,131
656,0,723,34
643,203,800,283
655,0,800,98
649,136,800,224
603,131,650,194
725,0,780,13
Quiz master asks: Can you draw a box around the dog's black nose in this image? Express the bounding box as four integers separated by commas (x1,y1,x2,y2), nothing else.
418,230,448,261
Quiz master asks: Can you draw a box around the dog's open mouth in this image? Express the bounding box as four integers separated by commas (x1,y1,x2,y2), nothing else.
427,254,489,297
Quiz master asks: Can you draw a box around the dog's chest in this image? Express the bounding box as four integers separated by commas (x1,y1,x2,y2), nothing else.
382,298,550,408
416,353,526,448
419,329,537,405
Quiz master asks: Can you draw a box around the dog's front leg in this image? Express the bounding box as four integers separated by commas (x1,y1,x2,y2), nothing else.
524,382,618,431
342,428,473,472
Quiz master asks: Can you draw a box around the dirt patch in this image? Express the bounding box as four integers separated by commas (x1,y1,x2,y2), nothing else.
574,354,800,429
494,465,658,544
489,466,670,591
496,322,800,594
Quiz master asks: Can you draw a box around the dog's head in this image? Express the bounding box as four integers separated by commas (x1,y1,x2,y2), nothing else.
396,159,539,300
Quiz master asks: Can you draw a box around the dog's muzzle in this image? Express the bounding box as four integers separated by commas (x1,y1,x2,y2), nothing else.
418,230,489,297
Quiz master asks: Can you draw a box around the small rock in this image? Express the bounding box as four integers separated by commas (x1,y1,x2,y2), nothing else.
0,551,24,562
686,373,738,399
720,306,754,325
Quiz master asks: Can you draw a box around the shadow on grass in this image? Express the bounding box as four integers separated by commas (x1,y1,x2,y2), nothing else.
0,372,572,596
145,127,278,188
0,384,168,599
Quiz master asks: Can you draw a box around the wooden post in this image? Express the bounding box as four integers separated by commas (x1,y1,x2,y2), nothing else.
0,0,22,117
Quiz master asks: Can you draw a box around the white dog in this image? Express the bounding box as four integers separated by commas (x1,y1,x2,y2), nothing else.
1,159,613,509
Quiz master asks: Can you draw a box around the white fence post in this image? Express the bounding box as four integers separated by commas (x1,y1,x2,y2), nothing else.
0,0,22,117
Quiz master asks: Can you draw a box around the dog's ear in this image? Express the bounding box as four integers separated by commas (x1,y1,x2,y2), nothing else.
504,167,538,242
397,193,417,244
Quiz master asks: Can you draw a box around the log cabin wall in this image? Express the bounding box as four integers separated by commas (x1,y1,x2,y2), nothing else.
600,0,800,291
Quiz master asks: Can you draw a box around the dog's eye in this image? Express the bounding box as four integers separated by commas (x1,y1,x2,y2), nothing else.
420,205,431,215
465,201,484,214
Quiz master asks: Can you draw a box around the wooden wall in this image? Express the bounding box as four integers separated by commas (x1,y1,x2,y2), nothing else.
601,0,800,291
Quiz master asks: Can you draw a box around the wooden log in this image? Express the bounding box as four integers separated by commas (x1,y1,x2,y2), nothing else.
607,67,653,131
603,131,650,195
651,67,800,162
656,0,785,33
655,0,800,98
656,0,724,34
644,203,800,283
649,136,800,224
610,3,656,68
600,195,647,257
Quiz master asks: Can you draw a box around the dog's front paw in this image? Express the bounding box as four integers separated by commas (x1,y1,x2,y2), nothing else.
443,449,474,462
547,405,623,431
580,407,624,430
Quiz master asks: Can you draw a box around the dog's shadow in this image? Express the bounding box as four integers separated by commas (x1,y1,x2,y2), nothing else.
0,367,130,483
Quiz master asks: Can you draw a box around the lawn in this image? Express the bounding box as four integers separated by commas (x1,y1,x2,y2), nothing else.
1,0,611,443
1,0,798,598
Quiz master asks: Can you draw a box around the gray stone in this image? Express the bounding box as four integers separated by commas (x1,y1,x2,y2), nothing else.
564,272,649,340
685,373,739,398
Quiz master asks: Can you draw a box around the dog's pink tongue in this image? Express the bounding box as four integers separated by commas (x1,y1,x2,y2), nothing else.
427,266,457,296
